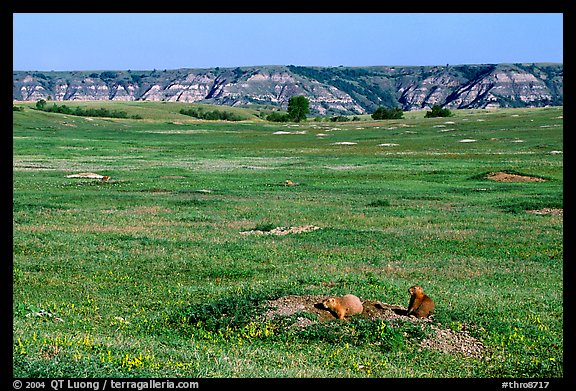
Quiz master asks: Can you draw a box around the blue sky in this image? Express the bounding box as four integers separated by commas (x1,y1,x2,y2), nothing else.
13,13,563,71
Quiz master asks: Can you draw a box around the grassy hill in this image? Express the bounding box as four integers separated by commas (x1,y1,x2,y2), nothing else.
14,100,265,121
13,103,563,380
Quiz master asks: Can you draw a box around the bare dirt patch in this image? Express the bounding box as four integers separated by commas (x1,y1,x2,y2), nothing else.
527,208,563,216
240,225,321,236
264,295,485,359
273,131,307,135
263,295,407,324
13,161,56,171
486,171,546,182
419,325,484,359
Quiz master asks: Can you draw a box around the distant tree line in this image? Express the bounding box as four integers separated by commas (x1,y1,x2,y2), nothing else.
34,99,142,119
328,115,361,122
179,106,244,121
267,100,405,123
268,103,453,122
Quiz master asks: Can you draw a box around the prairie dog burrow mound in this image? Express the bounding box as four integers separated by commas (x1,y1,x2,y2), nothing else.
263,295,484,359
264,295,409,323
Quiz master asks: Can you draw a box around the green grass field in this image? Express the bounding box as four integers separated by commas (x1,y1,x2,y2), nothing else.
13,102,563,378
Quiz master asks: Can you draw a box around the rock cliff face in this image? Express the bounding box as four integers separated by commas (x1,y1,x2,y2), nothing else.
13,63,562,114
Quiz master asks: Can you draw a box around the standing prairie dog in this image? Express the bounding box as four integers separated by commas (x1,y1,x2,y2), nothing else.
322,294,363,319
407,285,434,318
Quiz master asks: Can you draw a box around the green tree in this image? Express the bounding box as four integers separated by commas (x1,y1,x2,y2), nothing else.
35,99,47,110
287,95,310,122
425,104,454,118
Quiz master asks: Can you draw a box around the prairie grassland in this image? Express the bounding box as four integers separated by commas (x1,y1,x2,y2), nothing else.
13,103,563,379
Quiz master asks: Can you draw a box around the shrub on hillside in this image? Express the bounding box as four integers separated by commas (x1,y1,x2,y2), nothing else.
330,115,350,122
371,106,404,120
425,105,454,118
266,112,290,122
179,107,244,121
33,101,141,119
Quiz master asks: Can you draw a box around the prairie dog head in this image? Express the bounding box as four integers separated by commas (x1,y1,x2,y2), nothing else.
322,297,337,309
409,285,424,295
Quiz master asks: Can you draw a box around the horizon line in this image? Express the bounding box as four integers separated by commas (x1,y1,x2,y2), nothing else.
13,61,564,73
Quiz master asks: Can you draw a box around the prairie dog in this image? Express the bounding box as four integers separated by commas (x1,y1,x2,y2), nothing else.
66,172,109,181
322,294,363,319
407,285,434,318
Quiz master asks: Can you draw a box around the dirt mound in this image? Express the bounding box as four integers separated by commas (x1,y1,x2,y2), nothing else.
240,225,320,236
486,171,545,182
419,324,484,358
527,208,563,216
264,295,485,359
265,295,416,324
